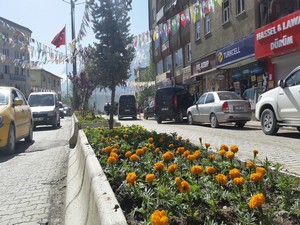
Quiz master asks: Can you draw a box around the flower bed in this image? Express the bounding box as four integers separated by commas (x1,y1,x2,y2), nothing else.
84,125,300,225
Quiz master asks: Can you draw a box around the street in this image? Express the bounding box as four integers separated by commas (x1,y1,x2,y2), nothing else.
0,117,71,225
119,116,300,177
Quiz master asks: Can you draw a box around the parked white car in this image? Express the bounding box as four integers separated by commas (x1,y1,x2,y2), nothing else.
255,66,300,135
187,91,252,128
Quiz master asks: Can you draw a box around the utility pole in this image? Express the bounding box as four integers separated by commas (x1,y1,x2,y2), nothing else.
70,0,77,77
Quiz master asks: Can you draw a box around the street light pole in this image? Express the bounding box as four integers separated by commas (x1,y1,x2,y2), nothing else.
70,0,77,77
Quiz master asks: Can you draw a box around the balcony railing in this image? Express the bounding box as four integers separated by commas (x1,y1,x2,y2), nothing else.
164,0,177,14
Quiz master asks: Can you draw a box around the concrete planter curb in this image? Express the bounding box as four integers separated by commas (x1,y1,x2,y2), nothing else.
65,115,127,225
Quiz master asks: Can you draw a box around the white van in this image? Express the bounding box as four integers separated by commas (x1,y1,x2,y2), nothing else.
28,92,60,129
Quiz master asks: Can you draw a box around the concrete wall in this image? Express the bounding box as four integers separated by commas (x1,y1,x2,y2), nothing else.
65,127,127,225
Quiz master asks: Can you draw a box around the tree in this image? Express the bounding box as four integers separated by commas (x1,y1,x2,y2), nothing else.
88,0,134,129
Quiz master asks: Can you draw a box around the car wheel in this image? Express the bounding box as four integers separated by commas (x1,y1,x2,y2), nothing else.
210,113,219,128
261,108,279,135
297,127,300,132
5,124,16,155
157,117,162,124
235,121,246,128
175,110,184,123
25,121,33,143
188,113,194,125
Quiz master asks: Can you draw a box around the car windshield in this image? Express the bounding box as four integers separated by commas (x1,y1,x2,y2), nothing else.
28,94,54,107
0,90,9,105
218,92,240,100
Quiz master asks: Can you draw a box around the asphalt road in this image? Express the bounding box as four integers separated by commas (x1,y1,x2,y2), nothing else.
0,117,71,225
119,116,300,177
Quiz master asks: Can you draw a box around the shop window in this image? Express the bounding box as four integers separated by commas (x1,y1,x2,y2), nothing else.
195,20,201,41
223,0,230,23
236,0,245,15
175,48,183,67
204,14,211,35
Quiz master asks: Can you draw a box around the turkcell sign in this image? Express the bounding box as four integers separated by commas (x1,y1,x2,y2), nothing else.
254,10,300,59
216,33,254,68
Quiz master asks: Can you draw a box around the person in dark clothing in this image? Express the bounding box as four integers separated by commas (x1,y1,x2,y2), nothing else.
228,82,235,92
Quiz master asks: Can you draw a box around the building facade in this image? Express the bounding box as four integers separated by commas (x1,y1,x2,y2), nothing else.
148,0,300,97
0,17,32,97
29,68,62,94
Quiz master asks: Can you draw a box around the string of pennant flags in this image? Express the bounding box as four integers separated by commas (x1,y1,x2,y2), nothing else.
0,0,222,71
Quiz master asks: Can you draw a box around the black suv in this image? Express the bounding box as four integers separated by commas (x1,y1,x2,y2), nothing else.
154,86,194,124
118,95,137,120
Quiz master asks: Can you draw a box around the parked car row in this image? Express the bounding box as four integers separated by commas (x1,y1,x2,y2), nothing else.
0,87,71,155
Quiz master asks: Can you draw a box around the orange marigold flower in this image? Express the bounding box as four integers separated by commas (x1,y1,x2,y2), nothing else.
206,166,216,175
104,146,113,153
148,137,154,143
154,148,160,154
205,143,210,148
256,167,266,176
220,144,228,151
162,151,174,161
142,146,148,152
253,149,259,156
112,148,118,153
176,147,185,154
154,162,165,171
151,209,168,225
101,137,106,142
125,151,132,158
175,177,181,186
107,156,117,164
187,154,196,161
230,145,239,153
130,154,139,162
183,150,190,158
114,135,119,140
179,180,190,193
234,177,245,186
226,152,235,160
185,138,190,143
178,135,183,140
126,172,137,186
218,149,226,156
159,136,164,143
191,165,204,175
149,144,154,148
168,143,174,148
123,134,129,139
250,172,263,182
215,173,227,185
145,174,155,183
247,161,255,168
229,168,240,179
113,143,120,149
108,137,112,142
194,150,202,158
167,164,177,173
110,152,118,160
209,154,216,161
136,148,145,156
249,193,265,209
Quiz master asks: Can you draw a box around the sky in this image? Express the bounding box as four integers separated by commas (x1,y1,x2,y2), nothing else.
0,0,149,79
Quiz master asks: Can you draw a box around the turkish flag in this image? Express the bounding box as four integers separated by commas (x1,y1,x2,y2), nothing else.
51,26,66,48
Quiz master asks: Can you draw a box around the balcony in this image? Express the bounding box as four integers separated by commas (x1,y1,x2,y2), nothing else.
164,0,177,15
156,6,164,23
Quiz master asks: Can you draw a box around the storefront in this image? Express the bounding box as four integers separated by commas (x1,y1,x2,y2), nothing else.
190,52,226,96
254,10,300,85
216,33,268,94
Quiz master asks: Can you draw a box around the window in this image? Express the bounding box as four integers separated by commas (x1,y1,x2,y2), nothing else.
20,52,25,60
195,20,201,41
186,43,191,62
4,65,10,74
175,48,183,67
205,93,215,103
204,14,211,35
236,0,245,15
157,60,163,74
286,70,300,87
15,51,19,59
3,49,9,57
223,0,230,23
163,55,172,72
15,67,19,75
197,94,207,104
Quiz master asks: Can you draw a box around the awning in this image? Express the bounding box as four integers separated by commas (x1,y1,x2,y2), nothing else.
189,68,217,79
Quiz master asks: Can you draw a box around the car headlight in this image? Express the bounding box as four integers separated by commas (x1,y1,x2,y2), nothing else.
48,111,55,116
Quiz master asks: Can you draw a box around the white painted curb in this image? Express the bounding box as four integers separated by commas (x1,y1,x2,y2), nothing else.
64,129,127,225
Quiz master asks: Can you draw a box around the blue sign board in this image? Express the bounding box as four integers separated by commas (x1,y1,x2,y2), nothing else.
216,33,254,68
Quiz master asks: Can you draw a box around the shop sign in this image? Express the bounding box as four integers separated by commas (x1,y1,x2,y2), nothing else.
192,53,215,75
255,10,300,59
216,33,254,68
182,65,191,82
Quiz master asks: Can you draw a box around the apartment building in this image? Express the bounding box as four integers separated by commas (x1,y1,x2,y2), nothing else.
0,17,32,97
30,68,62,94
148,0,300,97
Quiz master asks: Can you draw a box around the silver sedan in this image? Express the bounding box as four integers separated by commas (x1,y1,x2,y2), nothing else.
187,91,252,128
